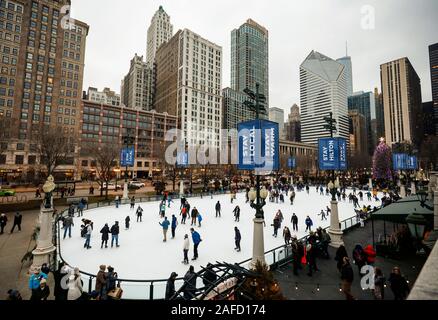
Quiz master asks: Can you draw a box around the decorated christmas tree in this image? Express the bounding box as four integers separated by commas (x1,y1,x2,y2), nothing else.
372,138,392,180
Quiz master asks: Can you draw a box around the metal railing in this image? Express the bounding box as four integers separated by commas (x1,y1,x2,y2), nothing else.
54,191,379,300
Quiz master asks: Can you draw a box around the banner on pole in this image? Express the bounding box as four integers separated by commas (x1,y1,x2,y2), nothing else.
318,137,348,171
120,147,135,167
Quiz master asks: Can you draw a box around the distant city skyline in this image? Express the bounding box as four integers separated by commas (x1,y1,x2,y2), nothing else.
70,0,438,121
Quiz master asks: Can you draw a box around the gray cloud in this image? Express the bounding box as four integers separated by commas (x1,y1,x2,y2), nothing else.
72,0,438,121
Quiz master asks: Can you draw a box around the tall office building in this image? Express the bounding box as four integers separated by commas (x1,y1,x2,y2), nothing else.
284,104,301,142
422,101,435,136
300,51,349,145
231,19,269,105
86,87,121,106
429,43,438,135
0,0,88,180
146,5,173,65
269,107,284,139
380,58,423,147
348,110,368,158
337,55,353,96
121,54,153,110
155,29,222,148
348,91,374,154
374,87,385,140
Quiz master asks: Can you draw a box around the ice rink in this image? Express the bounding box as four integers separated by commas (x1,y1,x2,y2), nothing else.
59,188,380,282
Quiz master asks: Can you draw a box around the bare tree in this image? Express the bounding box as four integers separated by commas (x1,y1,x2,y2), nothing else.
85,142,120,199
32,125,76,177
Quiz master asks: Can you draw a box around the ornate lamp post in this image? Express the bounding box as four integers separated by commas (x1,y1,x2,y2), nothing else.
327,179,344,248
248,185,269,268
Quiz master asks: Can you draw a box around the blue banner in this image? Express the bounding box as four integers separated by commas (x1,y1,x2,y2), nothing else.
120,147,135,167
238,120,279,171
176,152,188,167
407,156,418,170
288,157,296,169
318,137,348,171
393,154,418,170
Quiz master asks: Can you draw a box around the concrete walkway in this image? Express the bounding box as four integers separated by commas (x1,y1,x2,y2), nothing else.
275,220,428,300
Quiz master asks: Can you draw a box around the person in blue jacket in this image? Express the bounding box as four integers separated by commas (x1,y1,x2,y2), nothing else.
305,216,313,232
29,267,48,298
159,217,170,242
171,214,178,239
197,213,203,227
190,228,202,260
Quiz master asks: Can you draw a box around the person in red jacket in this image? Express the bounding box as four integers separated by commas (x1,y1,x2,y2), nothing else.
364,244,376,265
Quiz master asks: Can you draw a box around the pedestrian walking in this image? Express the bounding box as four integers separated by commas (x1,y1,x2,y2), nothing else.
29,267,48,300
388,267,410,300
234,227,241,252
182,234,190,264
100,223,110,248
190,228,202,260
341,257,355,300
373,267,386,300
364,244,377,266
291,236,301,276
159,217,170,242
306,243,319,276
215,201,221,217
110,221,120,248
182,266,197,300
165,272,178,300
320,229,331,258
352,244,366,274
63,215,74,239
291,213,298,231
171,214,178,239
136,205,143,222
125,216,130,230
0,213,7,234
335,245,349,272
233,205,240,222
305,216,313,232
83,222,92,249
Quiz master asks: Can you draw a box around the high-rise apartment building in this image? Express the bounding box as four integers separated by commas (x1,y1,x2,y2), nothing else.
146,5,173,66
121,54,153,111
337,55,353,96
380,57,423,147
348,91,374,154
0,0,88,181
155,29,222,148
269,107,284,139
284,104,301,142
86,87,121,106
429,43,438,135
300,51,349,145
231,19,269,105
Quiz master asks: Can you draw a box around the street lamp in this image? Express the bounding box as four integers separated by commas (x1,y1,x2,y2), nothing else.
327,179,343,248
406,212,427,239
416,188,434,210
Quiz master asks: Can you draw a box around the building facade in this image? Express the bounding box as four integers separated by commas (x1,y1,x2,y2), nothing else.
231,19,269,106
222,87,263,130
374,87,385,143
146,5,173,66
300,51,349,146
348,110,368,158
0,0,88,182
279,140,317,173
269,107,284,139
284,104,301,142
348,91,374,154
380,57,423,147
429,43,438,135
337,56,353,96
155,29,222,148
79,100,177,179
121,54,153,111
86,87,120,106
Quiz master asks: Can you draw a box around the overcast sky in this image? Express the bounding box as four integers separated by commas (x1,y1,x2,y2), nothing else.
71,0,438,120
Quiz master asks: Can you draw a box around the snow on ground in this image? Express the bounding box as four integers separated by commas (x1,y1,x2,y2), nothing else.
60,188,380,287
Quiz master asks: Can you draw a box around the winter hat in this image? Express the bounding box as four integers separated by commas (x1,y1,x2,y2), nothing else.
171,272,178,278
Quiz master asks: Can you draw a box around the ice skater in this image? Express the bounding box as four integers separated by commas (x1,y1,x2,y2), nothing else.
130,196,135,209
190,228,202,260
110,221,120,248
272,217,280,237
234,227,241,252
182,234,190,264
197,213,203,227
63,215,73,239
180,206,188,224
283,226,292,244
0,213,7,234
125,216,130,230
160,201,167,218
233,205,240,222
291,213,298,231
167,197,173,208
159,217,170,242
190,207,199,226
305,216,313,232
215,201,221,217
100,223,110,248
289,190,295,205
318,209,327,221
83,222,92,249
136,205,143,222
171,214,178,239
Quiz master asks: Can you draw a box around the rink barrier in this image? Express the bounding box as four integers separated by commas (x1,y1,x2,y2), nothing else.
53,191,377,300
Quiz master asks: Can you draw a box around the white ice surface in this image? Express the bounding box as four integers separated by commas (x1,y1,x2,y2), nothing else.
59,189,380,298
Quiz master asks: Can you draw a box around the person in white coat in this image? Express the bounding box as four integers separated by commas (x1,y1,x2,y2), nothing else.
182,234,190,265
67,267,83,300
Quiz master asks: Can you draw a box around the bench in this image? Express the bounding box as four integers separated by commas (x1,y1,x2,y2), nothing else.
66,197,88,204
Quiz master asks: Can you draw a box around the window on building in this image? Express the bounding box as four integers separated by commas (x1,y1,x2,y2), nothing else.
28,155,36,165
15,155,24,164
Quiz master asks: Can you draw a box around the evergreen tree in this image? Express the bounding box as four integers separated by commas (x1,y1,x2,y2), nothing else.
372,139,392,181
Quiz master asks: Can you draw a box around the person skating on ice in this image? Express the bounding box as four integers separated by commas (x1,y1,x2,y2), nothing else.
305,216,313,232
283,226,291,245
125,216,130,230
136,205,143,222
190,207,199,226
110,221,120,248
83,222,92,249
318,209,327,221
171,214,178,239
100,223,110,248
234,226,241,252
215,201,221,217
190,228,202,260
182,234,190,264
159,216,170,242
180,205,188,224
130,196,135,209
271,216,280,237
197,212,203,227
233,205,240,222
291,212,298,231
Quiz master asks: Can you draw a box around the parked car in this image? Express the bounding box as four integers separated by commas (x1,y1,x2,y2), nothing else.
129,181,145,188
99,183,117,191
0,188,15,196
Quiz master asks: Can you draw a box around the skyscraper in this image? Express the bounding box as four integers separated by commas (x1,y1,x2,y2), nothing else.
348,110,368,159
429,43,438,135
121,54,153,110
155,29,222,148
300,51,349,145
284,104,301,142
337,55,353,96
269,107,284,139
146,6,173,65
231,19,269,105
374,87,385,141
380,57,422,147
348,91,374,154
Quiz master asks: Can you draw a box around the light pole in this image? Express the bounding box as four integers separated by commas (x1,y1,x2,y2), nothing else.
243,83,269,269
328,179,344,248
114,168,121,192
122,130,135,200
